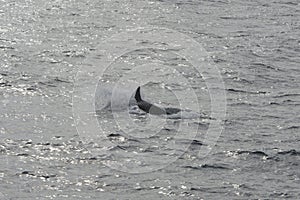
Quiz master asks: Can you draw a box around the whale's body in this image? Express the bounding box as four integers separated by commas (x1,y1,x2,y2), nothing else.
134,87,181,115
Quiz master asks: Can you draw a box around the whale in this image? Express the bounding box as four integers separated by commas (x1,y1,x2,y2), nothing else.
134,86,181,115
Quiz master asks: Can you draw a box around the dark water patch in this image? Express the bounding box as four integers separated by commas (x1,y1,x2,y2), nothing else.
251,62,283,72
54,77,71,83
269,191,291,198
230,32,251,38
232,150,269,157
0,38,16,43
140,147,155,153
200,164,231,170
127,138,141,143
107,133,123,138
38,81,57,88
108,145,140,151
283,125,300,130
162,127,177,132
277,149,300,156
190,186,228,193
62,50,85,58
273,93,300,98
134,185,160,191
0,46,14,50
0,72,9,76
16,153,30,157
183,163,231,170
192,121,210,127
39,174,57,179
224,119,244,126
261,115,283,119
37,76,72,88
96,174,111,179
106,133,131,143
36,142,51,146
265,100,300,107
265,156,281,162
212,57,227,63
255,74,287,83
282,99,300,105
232,77,254,84
179,191,194,197
51,143,65,147
76,157,98,161
182,165,201,170
53,136,64,140
26,86,37,91
176,138,205,146
0,81,12,87
149,135,160,139
190,139,204,146
228,102,259,107
273,1,299,6
19,171,57,179
175,1,203,6
227,88,268,95
238,151,268,156
219,16,251,20
266,101,281,105
19,171,35,176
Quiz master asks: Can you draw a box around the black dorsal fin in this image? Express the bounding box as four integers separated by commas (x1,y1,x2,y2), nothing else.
135,86,142,102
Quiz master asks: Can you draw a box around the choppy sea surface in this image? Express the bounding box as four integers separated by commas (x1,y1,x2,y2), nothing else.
1,0,300,199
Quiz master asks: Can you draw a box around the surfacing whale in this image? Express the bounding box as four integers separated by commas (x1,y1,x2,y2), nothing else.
134,86,181,115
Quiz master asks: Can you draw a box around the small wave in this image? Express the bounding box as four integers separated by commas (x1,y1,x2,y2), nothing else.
200,164,231,170
283,125,300,130
274,1,299,6
0,81,12,87
176,139,205,146
190,139,204,146
267,101,281,105
53,77,71,83
107,133,123,138
166,111,197,119
108,144,142,152
233,77,254,84
166,110,213,120
282,100,300,105
277,149,300,156
228,102,258,107
261,115,283,119
0,45,14,50
19,171,35,176
19,171,57,179
227,88,267,95
269,192,291,198
16,153,30,157
266,100,300,106
273,93,300,98
190,186,228,193
231,150,268,157
251,62,282,71
183,163,231,170
38,81,57,88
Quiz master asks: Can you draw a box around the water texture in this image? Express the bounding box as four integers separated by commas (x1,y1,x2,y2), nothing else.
0,0,299,199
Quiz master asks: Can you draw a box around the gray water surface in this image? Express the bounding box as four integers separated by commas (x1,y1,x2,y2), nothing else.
1,0,300,199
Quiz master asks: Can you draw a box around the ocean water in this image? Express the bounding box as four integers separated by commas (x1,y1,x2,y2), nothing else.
0,0,299,199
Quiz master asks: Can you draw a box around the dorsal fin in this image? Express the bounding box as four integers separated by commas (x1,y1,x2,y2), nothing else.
135,86,142,102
